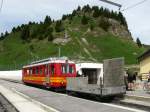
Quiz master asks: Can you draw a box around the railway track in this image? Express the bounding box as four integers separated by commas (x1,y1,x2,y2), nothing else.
0,79,149,112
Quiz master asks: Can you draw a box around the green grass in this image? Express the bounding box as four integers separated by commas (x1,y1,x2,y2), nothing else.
85,34,145,64
0,14,146,70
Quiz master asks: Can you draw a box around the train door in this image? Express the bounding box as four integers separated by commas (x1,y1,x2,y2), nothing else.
82,68,98,84
45,64,50,86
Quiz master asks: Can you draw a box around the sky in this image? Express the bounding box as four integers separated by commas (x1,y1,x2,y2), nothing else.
0,0,150,44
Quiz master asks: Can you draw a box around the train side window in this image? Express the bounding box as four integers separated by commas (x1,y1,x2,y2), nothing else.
61,65,66,74
29,68,32,75
23,69,27,76
51,64,55,75
32,68,35,74
27,69,29,75
39,67,43,75
45,65,48,75
35,67,39,75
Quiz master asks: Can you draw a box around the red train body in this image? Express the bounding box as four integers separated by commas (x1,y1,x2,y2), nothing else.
22,58,76,88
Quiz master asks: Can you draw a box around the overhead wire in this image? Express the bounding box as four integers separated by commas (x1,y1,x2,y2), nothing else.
99,0,122,8
121,0,148,11
99,0,148,12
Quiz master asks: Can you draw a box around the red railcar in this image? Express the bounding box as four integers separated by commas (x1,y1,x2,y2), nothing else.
22,57,76,88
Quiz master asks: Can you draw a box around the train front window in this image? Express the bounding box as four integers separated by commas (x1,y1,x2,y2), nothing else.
69,65,74,74
61,64,74,74
61,64,68,74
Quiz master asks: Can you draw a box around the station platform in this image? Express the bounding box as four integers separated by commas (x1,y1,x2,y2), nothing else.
0,79,145,112
0,85,56,112
119,90,150,111
126,90,150,101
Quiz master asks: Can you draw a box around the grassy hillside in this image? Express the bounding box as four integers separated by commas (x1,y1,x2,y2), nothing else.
0,5,146,70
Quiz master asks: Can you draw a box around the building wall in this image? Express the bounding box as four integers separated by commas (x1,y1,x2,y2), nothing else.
140,56,150,80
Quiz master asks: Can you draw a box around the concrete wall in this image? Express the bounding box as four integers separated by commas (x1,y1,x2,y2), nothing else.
0,70,22,82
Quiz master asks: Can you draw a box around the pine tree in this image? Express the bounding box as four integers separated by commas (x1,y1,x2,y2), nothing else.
21,26,30,41
77,6,81,11
44,16,52,25
12,27,16,33
118,12,127,27
55,20,64,32
93,7,100,18
81,15,88,25
136,38,142,47
0,33,4,40
82,4,91,12
62,15,67,20
72,10,77,17
5,31,9,37
14,26,21,32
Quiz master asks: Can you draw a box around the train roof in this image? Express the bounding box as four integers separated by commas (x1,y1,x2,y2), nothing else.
23,57,75,68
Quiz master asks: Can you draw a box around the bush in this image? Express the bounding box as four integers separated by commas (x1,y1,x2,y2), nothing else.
55,21,64,32
92,6,100,18
38,36,44,40
21,26,30,41
81,15,88,25
90,24,94,31
48,33,54,41
29,44,34,51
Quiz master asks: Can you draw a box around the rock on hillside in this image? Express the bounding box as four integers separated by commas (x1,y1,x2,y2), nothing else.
108,19,132,40
0,5,146,69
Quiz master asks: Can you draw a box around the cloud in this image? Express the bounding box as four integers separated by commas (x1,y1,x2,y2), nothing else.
0,0,115,32
0,0,150,44
122,0,150,44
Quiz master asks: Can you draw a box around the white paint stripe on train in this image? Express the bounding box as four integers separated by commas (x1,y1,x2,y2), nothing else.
11,88,60,112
